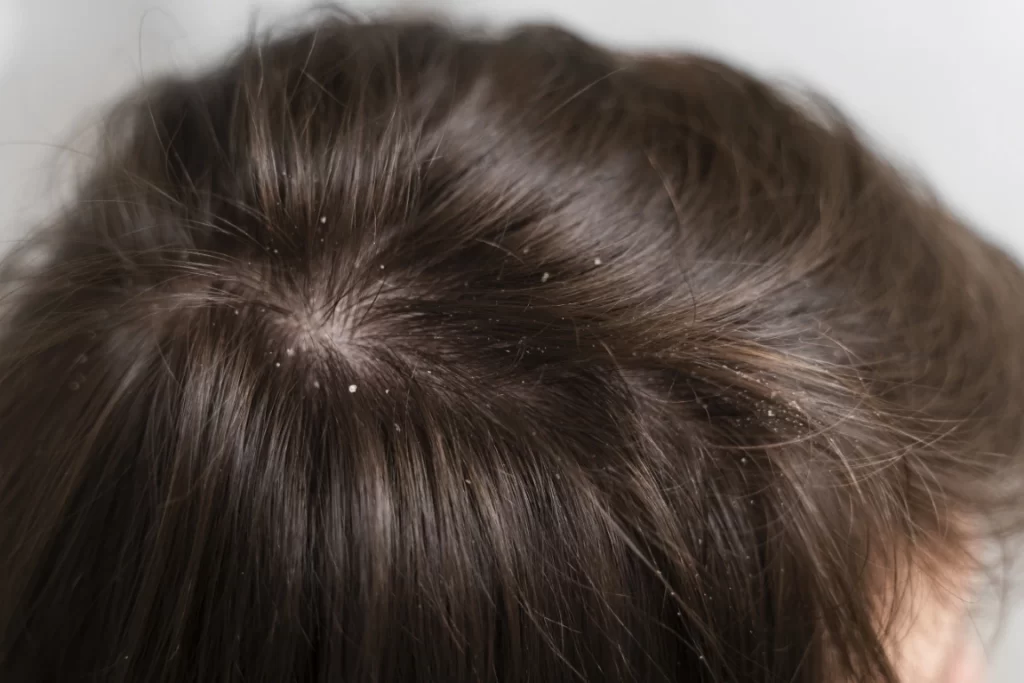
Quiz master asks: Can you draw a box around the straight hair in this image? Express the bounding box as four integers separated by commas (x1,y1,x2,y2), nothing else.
2,12,1023,683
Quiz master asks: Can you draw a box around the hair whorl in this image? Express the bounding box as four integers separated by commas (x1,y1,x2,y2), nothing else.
2,14,1023,683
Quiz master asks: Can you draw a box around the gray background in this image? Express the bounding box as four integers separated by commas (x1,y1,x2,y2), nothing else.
1,1,1021,678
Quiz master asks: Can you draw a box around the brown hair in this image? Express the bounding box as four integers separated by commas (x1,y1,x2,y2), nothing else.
1,13,1023,683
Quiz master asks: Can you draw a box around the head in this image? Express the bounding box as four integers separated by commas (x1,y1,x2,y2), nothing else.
1,14,1022,683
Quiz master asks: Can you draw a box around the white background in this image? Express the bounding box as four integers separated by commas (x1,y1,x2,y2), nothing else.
1,0,1021,677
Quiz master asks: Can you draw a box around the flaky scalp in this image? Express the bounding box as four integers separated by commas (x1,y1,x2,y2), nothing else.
2,13,1023,683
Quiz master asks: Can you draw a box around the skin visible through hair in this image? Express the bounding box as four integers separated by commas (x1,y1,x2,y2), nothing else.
1,13,1023,683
